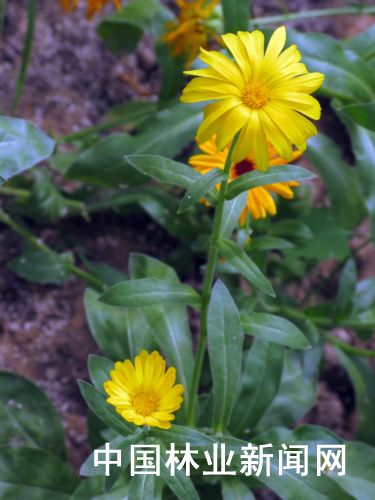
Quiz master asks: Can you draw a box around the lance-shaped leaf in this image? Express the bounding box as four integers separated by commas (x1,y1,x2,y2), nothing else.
222,477,255,499
128,254,195,415
218,239,275,296
221,192,248,239
78,380,134,436
99,278,201,309
0,116,55,181
307,133,367,229
241,313,310,349
129,474,155,500
160,444,200,500
88,355,114,391
125,154,201,190
10,249,73,285
178,168,224,213
84,288,155,361
222,0,250,33
337,102,375,132
229,339,284,433
226,165,315,200
208,280,244,431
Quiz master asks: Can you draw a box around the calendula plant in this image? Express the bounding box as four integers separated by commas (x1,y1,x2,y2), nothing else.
1,1,375,498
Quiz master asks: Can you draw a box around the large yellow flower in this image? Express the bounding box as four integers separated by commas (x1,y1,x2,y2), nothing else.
163,0,219,68
59,0,121,19
181,26,324,171
189,135,301,223
104,350,184,429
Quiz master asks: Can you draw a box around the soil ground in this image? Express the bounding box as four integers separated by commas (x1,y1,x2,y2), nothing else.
0,0,374,479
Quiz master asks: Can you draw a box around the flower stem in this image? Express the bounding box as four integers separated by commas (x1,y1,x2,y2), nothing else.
0,208,105,290
326,333,375,359
11,0,36,112
186,133,239,426
249,5,375,27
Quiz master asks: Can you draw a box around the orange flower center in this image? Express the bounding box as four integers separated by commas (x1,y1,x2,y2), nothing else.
241,81,270,109
133,392,157,416
232,159,256,178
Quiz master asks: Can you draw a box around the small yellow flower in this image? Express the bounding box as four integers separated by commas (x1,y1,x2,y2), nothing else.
104,350,184,429
189,135,301,223
59,0,121,19
181,26,324,171
163,0,219,68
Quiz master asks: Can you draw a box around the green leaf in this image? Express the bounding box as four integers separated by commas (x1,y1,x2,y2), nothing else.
218,239,275,296
178,168,223,213
287,30,375,102
157,42,185,103
104,100,157,129
257,322,322,431
84,288,155,361
226,165,315,200
0,446,78,499
97,0,169,53
160,444,200,500
67,103,202,187
88,355,114,391
0,372,66,459
333,100,375,243
337,102,375,132
9,249,73,284
151,424,215,450
129,254,194,414
207,280,244,431
343,25,375,61
0,117,55,181
221,477,254,500
335,259,357,314
221,192,248,239
241,313,310,349
128,473,154,500
250,236,294,252
229,339,283,433
242,426,355,500
99,278,201,309
221,0,250,32
26,170,71,221
307,134,366,229
283,208,350,262
125,154,200,190
78,380,134,436
271,219,313,242
81,434,134,477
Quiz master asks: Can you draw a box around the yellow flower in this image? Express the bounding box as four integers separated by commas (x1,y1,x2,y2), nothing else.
181,26,324,171
59,0,121,19
104,350,184,429
163,0,219,68
189,135,301,223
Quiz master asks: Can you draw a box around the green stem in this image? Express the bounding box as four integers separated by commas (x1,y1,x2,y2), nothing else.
0,185,88,218
57,116,132,144
0,209,105,290
11,0,36,112
326,333,375,358
0,0,7,36
249,5,375,26
186,133,239,426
